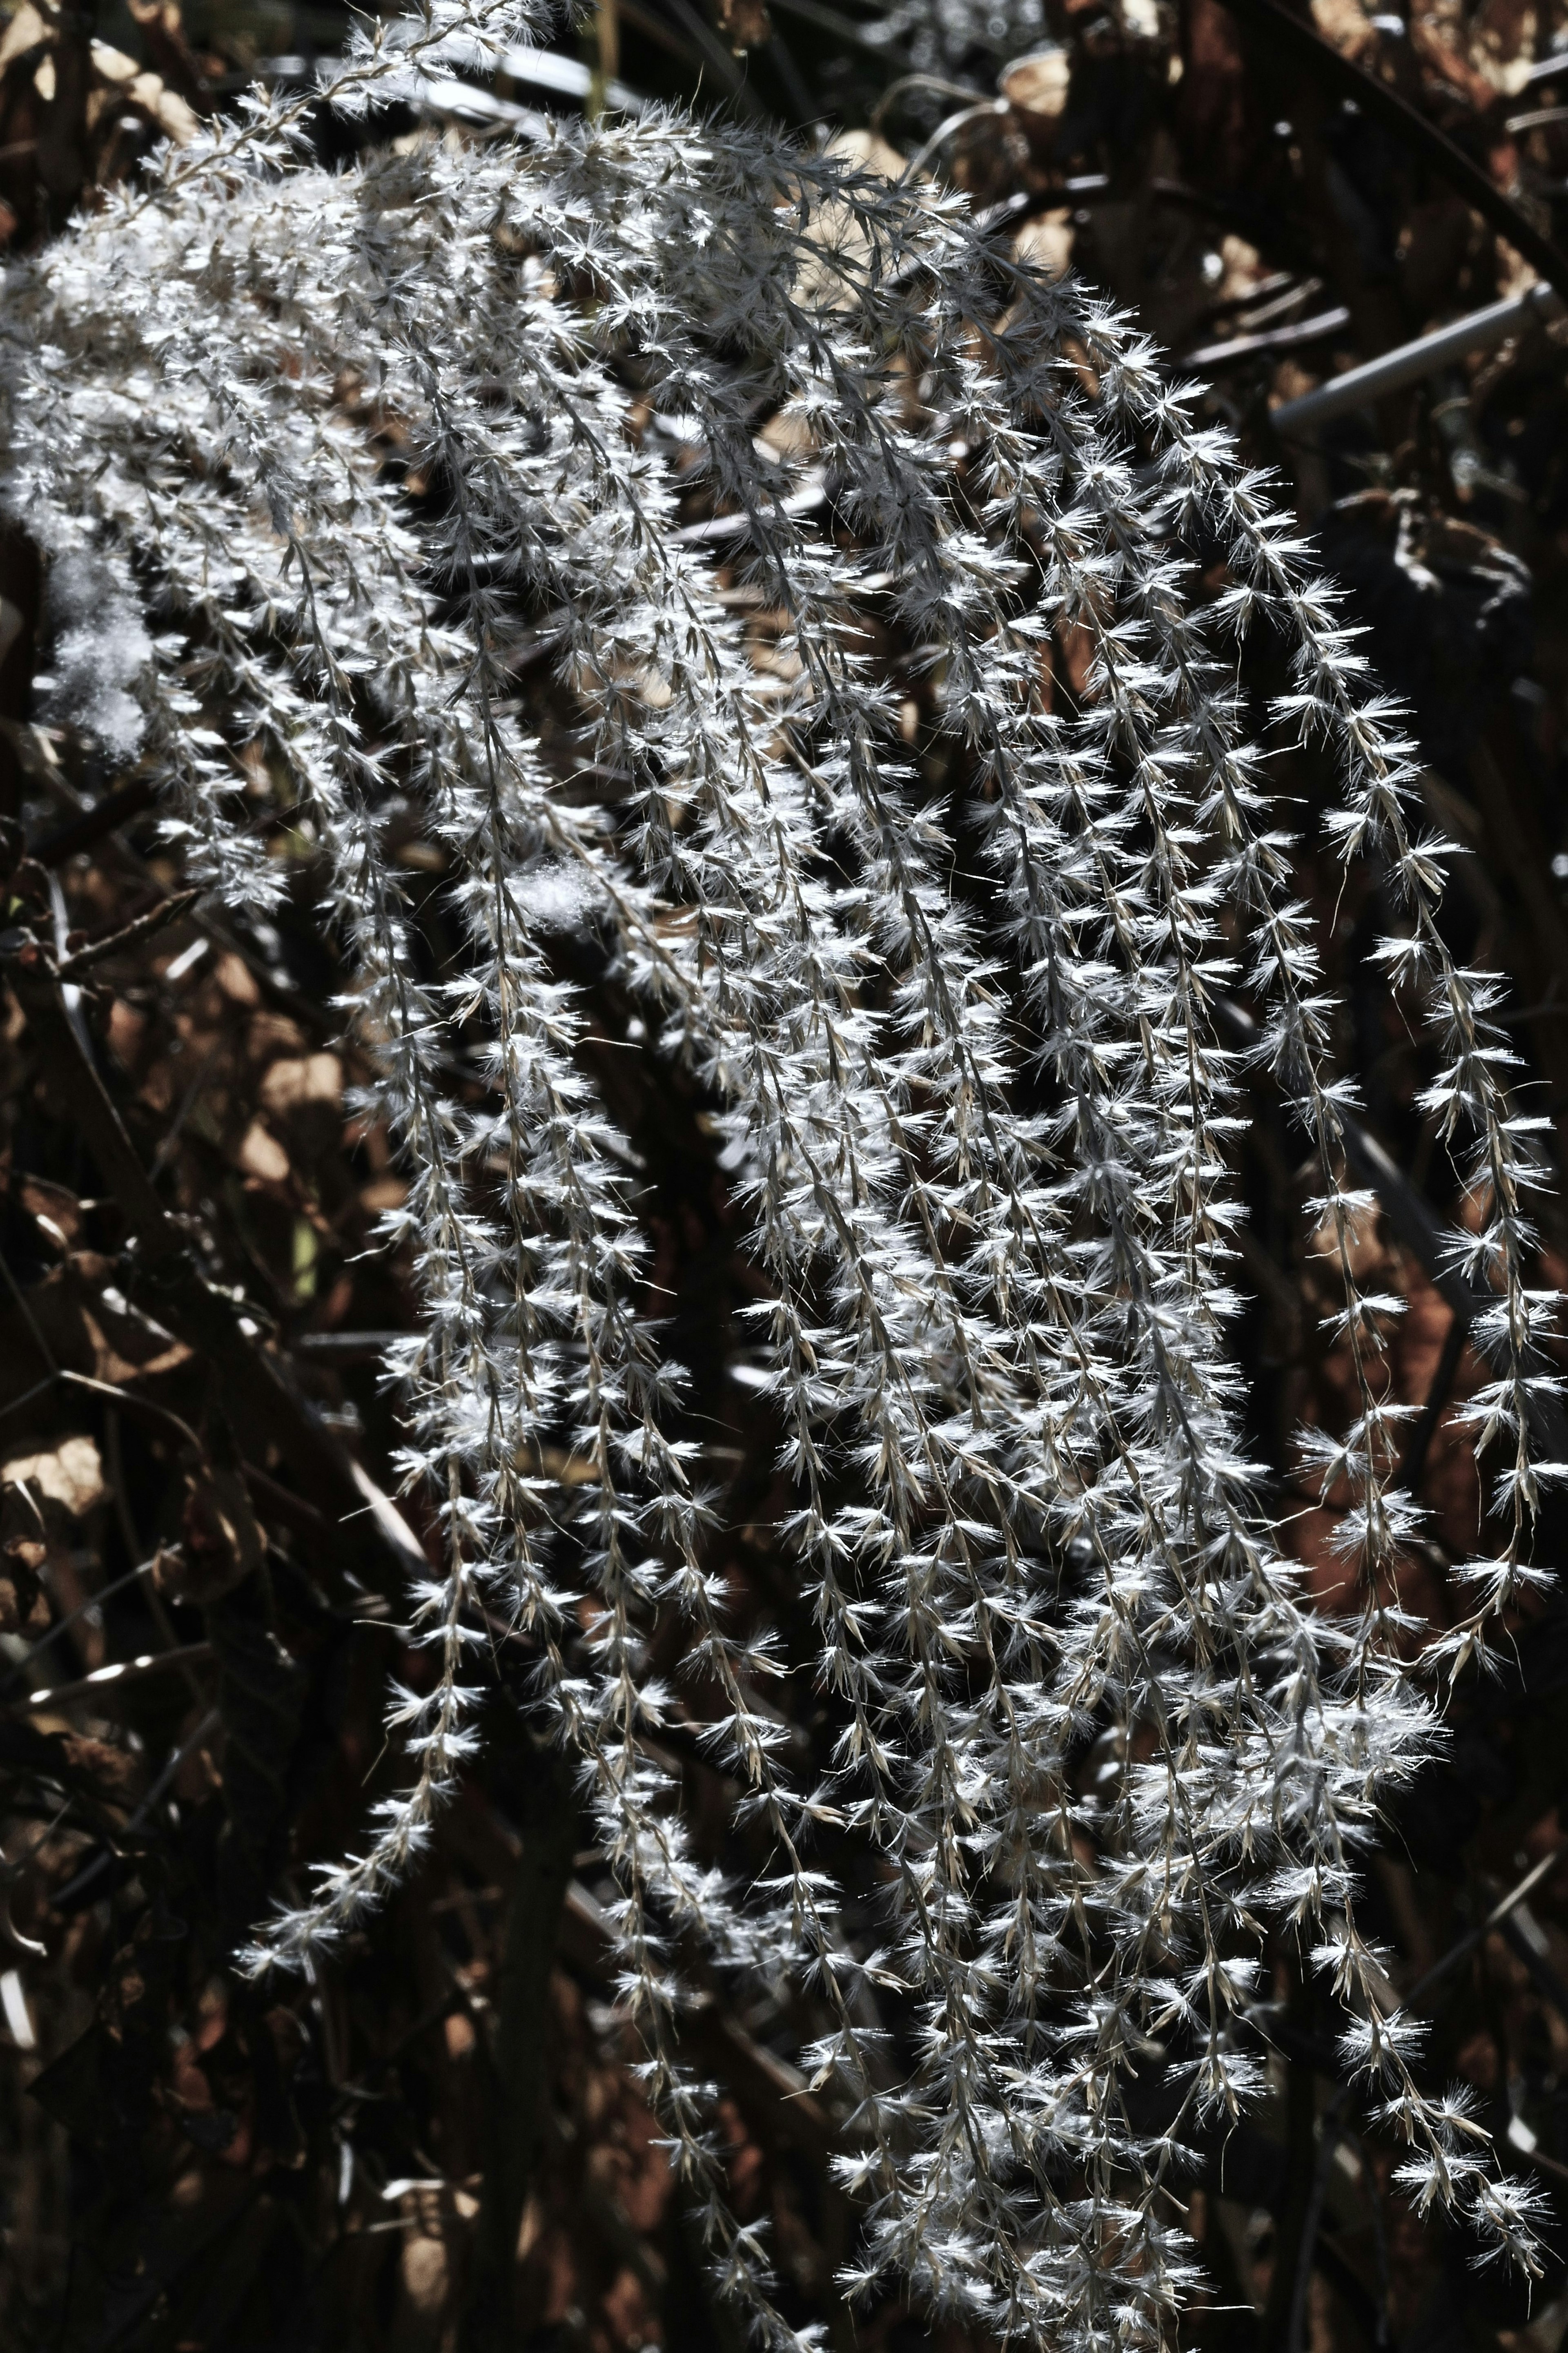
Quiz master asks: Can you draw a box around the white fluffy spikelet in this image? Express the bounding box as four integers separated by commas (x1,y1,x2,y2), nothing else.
3,18,1561,2344
34,547,152,761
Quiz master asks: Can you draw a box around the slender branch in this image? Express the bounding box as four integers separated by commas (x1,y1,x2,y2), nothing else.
1215,0,1568,301
4,943,422,1597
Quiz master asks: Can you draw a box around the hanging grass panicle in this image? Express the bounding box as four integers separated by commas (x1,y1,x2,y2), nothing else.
4,7,1563,2341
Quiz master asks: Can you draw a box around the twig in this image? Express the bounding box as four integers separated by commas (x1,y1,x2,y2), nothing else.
1271,285,1564,436
55,888,201,979
101,1401,205,1703
1396,1311,1468,1493
1264,1958,1324,2353
766,0,916,68
1285,2084,1354,2353
42,1700,224,1915
0,1552,162,1695
1498,1909,1568,2027
1185,303,1351,371
292,1329,409,1362
870,70,984,129
1216,0,1568,301
641,0,761,108
125,1704,221,1831
461,1740,581,2353
614,0,705,67
13,1641,214,1712
901,96,1006,180
1402,1843,1568,2013
57,1369,200,1456
0,1237,58,1380
28,774,158,869
3,942,422,1598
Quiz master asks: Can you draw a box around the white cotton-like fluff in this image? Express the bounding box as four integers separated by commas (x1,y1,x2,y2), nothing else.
521,856,595,932
40,551,150,761
3,5,1559,2341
